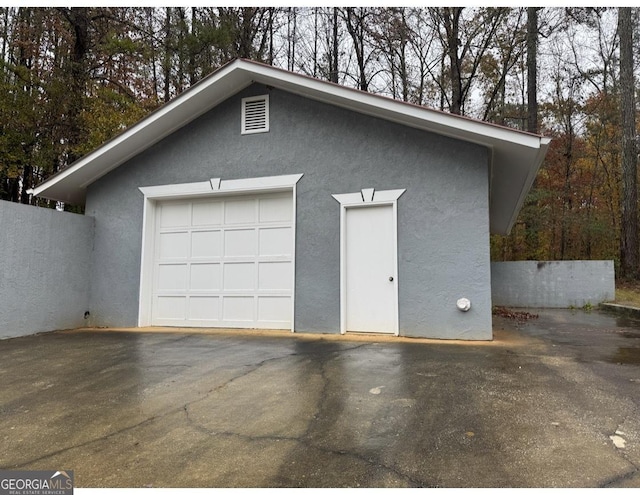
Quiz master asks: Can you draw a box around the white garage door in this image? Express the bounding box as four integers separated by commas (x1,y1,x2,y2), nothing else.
151,191,293,329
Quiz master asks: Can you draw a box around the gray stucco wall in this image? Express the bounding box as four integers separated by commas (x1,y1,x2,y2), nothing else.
491,260,615,308
85,84,492,340
0,200,94,339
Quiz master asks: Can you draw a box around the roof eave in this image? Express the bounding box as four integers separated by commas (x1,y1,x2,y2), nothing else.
496,136,552,236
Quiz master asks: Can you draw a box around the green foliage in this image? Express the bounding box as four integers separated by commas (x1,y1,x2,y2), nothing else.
75,87,148,157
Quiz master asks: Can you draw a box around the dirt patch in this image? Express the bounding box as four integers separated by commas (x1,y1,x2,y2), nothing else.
492,306,539,321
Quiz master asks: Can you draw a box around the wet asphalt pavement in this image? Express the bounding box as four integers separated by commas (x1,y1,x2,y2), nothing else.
0,309,639,488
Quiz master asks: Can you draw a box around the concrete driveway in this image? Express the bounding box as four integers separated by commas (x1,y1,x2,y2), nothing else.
0,309,639,488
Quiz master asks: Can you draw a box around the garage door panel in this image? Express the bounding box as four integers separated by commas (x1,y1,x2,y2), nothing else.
191,230,222,258
259,195,292,223
192,201,222,226
258,297,291,322
190,263,221,291
223,263,255,291
151,191,292,329
160,203,190,228
155,296,187,320
157,264,189,291
224,229,256,257
223,297,255,321
259,227,292,256
258,262,292,290
225,199,256,225
188,296,220,320
159,232,189,259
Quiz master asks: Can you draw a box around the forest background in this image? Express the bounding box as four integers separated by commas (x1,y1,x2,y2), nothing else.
0,7,639,276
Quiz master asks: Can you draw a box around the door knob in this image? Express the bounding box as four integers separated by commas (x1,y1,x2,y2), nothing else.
389,276,394,282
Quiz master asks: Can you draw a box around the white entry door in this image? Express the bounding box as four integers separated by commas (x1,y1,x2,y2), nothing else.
150,191,293,329
344,204,397,333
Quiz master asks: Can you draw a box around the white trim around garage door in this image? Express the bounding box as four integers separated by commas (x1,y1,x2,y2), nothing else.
332,188,405,336
138,173,303,330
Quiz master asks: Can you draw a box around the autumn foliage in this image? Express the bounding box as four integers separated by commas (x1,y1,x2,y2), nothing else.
492,92,627,264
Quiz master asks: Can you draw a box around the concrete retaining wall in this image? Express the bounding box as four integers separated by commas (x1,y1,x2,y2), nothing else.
491,260,615,308
0,200,94,339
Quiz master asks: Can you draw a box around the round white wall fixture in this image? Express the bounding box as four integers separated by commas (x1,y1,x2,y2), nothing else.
456,298,471,312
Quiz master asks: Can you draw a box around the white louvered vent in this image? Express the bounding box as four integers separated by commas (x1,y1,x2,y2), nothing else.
241,95,269,134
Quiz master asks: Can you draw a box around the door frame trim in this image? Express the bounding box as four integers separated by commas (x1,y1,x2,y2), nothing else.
332,188,405,335
137,173,303,330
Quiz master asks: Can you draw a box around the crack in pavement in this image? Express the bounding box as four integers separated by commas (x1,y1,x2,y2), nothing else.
7,341,426,486
181,410,429,487
599,466,639,488
2,349,301,469
2,415,159,469
181,343,430,487
3,343,366,470
179,341,366,439
190,342,368,410
605,417,640,475
304,343,431,487
191,342,367,400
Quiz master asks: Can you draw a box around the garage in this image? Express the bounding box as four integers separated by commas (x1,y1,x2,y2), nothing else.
148,190,294,329
27,59,550,339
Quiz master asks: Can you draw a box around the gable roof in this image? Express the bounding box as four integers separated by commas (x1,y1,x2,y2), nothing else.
29,58,550,235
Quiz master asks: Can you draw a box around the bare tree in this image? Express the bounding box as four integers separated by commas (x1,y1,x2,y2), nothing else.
343,7,375,91
431,7,508,115
370,8,412,101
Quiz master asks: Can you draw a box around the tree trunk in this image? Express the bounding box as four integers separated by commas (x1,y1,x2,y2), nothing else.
330,8,339,83
399,10,409,102
175,7,187,92
268,8,274,64
313,8,318,77
0,8,9,64
62,7,89,164
163,7,171,102
619,7,638,278
344,7,371,91
189,7,197,86
146,8,159,101
237,8,255,59
443,7,462,114
527,7,539,134
287,7,296,71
